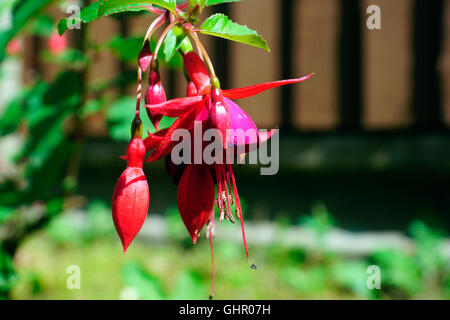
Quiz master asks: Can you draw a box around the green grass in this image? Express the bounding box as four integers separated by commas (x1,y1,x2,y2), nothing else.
8,205,450,300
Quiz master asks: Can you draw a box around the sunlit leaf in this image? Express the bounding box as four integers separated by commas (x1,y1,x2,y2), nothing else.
98,0,176,17
199,13,269,51
206,0,244,5
163,26,187,63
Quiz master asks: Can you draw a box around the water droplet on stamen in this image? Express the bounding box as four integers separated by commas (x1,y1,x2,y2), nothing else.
250,264,258,270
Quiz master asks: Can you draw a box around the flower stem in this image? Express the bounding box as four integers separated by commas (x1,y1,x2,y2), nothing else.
143,13,167,45
147,5,164,15
190,31,217,79
135,67,142,117
153,19,184,65
209,222,215,300
229,164,255,269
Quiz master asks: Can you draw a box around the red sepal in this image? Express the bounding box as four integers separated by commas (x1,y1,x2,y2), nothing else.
177,165,215,244
183,51,211,95
222,74,313,100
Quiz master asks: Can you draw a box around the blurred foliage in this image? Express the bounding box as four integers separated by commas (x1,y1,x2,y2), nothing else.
0,0,52,62
0,0,184,300
4,200,449,300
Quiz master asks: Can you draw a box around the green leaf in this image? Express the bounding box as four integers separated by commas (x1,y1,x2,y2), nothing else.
58,1,102,35
163,26,186,63
98,0,176,17
199,13,270,52
206,0,244,5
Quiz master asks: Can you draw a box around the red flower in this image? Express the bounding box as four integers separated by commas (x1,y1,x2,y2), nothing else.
209,88,232,149
144,51,312,265
145,64,167,131
112,118,149,253
177,164,215,244
183,51,210,95
138,39,153,72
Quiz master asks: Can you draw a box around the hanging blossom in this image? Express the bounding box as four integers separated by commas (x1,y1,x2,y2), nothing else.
111,3,313,299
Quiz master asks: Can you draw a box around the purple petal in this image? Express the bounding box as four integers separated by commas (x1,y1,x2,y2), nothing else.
224,98,259,147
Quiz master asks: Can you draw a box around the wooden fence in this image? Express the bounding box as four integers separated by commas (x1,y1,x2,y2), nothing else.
18,0,450,133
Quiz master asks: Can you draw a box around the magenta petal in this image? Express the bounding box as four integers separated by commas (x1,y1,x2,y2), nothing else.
196,105,209,122
224,98,259,147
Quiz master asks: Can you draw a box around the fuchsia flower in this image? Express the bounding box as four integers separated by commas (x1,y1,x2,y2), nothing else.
145,65,167,131
112,118,149,253
144,51,313,261
177,164,215,243
110,4,313,297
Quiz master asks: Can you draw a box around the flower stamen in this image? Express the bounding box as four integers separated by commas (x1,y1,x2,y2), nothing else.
228,164,256,269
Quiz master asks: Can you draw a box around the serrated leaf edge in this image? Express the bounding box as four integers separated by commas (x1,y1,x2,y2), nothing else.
200,13,270,52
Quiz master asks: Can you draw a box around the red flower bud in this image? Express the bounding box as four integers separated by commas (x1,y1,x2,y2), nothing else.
177,164,215,244
112,137,149,253
183,51,210,95
209,88,231,148
138,40,153,72
145,69,166,131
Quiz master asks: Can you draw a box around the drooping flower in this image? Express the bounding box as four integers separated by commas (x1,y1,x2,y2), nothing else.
145,63,167,131
144,51,313,265
177,164,215,244
112,117,149,253
106,3,314,298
